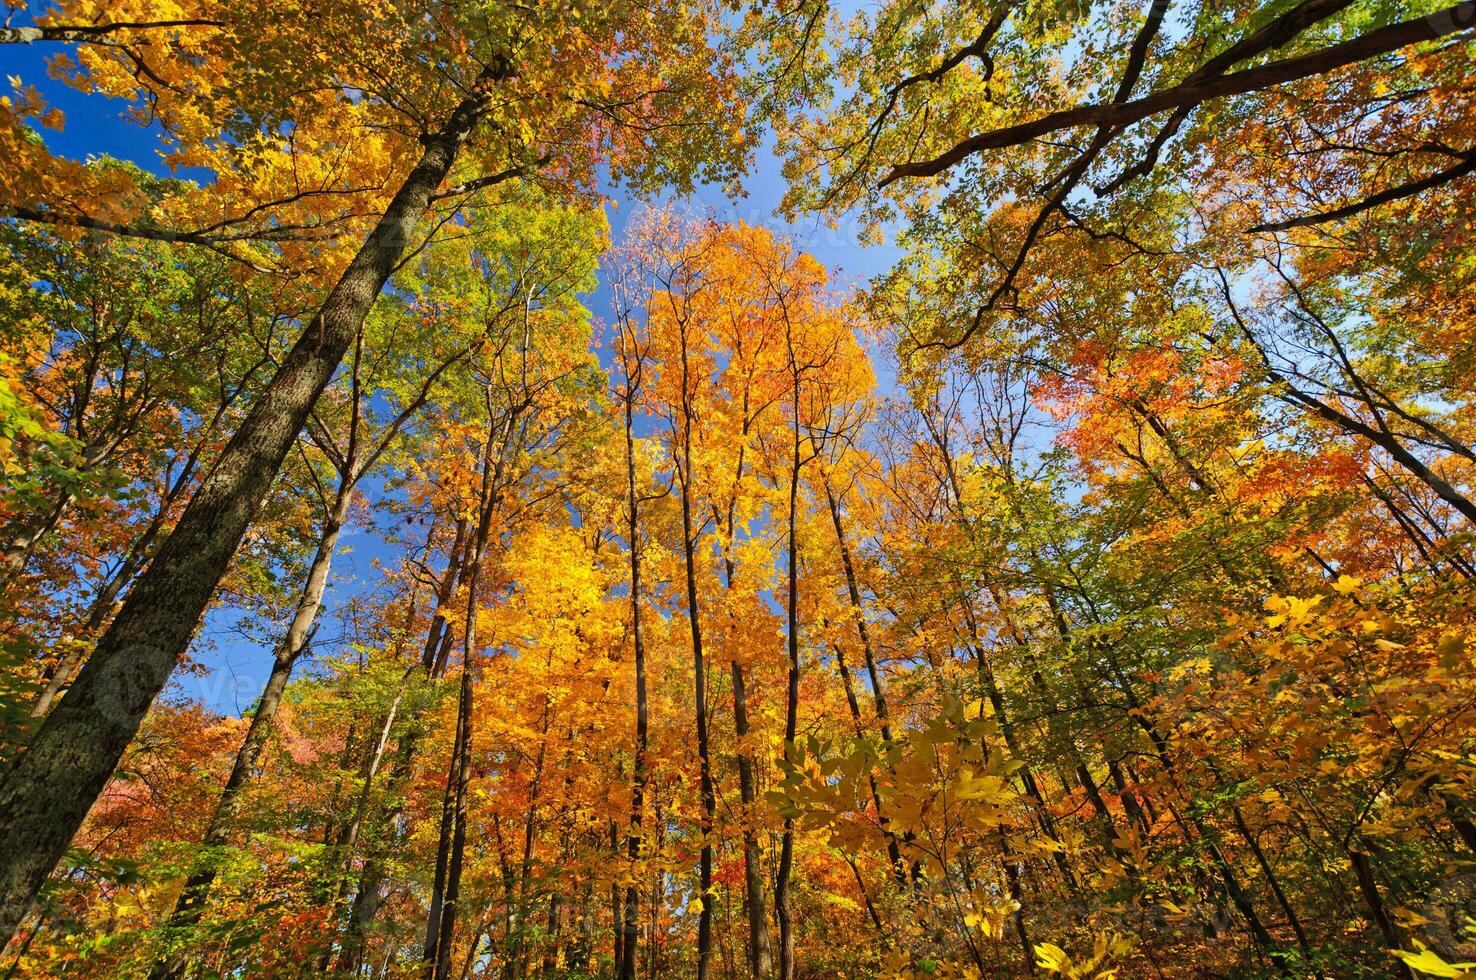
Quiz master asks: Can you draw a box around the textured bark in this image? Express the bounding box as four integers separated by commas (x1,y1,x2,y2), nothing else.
32,368,265,719
673,334,716,980
717,382,772,978
0,492,74,582
774,362,802,980
31,513,156,719
1349,847,1415,980
32,496,169,718
151,485,352,979
0,75,493,943
730,658,773,977
618,358,649,980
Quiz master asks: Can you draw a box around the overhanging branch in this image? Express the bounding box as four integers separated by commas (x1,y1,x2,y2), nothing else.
880,3,1472,185
0,20,223,45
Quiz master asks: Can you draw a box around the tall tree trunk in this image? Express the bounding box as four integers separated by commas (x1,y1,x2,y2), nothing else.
673,322,716,980
831,641,906,883
730,658,772,977
0,75,496,943
619,371,649,980
426,417,502,979
822,483,893,741
31,502,163,719
0,491,75,583
774,369,802,980
1349,845,1415,980
508,731,547,979
424,697,463,974
1231,806,1315,963
336,522,469,974
150,481,354,978
921,412,1075,886
425,664,474,980
31,377,247,719
823,479,913,886
716,388,772,978
1108,758,1152,836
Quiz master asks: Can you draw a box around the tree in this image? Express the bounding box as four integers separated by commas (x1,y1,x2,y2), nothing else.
0,0,748,940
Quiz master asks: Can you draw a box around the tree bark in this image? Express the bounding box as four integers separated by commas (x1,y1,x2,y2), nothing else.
716,381,772,978
1349,846,1415,980
425,664,474,980
336,522,469,975
0,74,495,943
0,491,75,583
426,414,503,979
673,332,716,980
774,363,802,980
730,657,773,977
151,483,353,978
822,481,909,886
618,355,649,980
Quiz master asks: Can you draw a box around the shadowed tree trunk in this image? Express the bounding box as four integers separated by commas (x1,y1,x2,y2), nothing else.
0,70,503,943
774,341,803,980
617,328,650,980
150,481,354,979
425,409,504,980
712,343,772,978
671,316,716,980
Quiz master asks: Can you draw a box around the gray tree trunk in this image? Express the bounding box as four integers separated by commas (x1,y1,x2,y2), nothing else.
0,79,491,943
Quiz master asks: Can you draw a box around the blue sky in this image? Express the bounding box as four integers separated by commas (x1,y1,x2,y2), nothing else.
1,29,902,714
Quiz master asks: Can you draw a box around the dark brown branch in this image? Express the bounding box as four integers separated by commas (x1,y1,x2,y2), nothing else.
1,205,339,246
920,0,1169,350
881,2,1469,185
427,158,547,202
1112,0,1170,104
0,20,223,44
1098,0,1359,193
1249,147,1476,231
885,7,1012,102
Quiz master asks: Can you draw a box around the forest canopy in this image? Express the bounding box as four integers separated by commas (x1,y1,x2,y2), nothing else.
0,0,1473,977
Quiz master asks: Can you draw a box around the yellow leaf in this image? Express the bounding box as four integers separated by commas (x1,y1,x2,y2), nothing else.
1392,943,1476,977
1034,942,1070,973
1437,633,1466,669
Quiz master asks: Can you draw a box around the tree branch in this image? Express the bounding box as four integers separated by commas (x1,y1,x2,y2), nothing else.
1249,146,1476,231
881,2,1470,185
0,20,223,44
427,157,548,202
